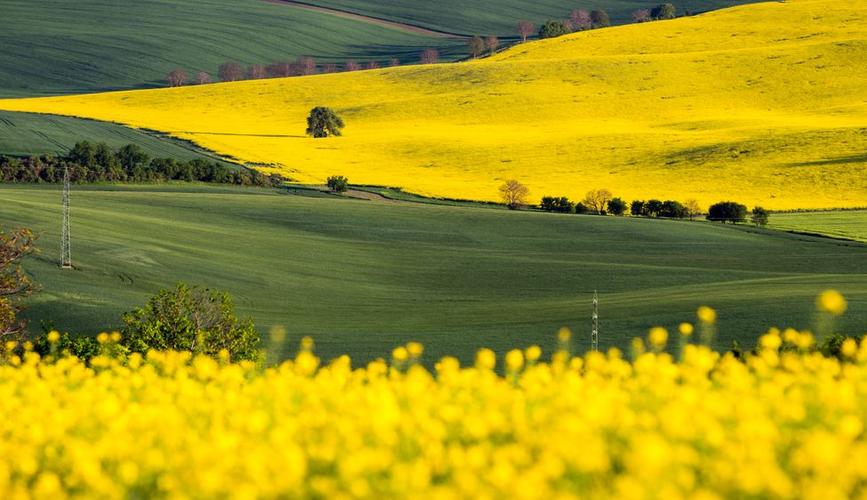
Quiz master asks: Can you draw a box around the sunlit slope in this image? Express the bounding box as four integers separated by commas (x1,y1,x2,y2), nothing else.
2,0,866,209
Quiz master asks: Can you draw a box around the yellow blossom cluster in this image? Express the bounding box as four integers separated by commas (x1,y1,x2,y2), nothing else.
0,303,865,498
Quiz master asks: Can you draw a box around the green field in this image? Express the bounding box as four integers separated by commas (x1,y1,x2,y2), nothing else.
0,111,237,164
305,0,761,34
0,184,863,364
0,0,466,97
768,211,867,243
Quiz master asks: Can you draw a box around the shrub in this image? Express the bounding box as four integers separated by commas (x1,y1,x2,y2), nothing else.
751,206,769,227
327,175,349,193
306,107,345,138
707,201,748,224
539,20,570,39
651,3,677,20
607,197,627,216
121,283,260,362
540,196,574,213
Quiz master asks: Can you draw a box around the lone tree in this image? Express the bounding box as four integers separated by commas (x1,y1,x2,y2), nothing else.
607,197,627,216
485,36,500,55
751,206,769,227
651,3,677,20
167,68,188,87
539,20,569,39
218,62,244,82
420,48,439,64
469,36,485,58
517,21,535,42
590,9,611,28
306,107,345,138
196,71,211,85
707,201,748,224
631,200,645,216
684,199,702,220
632,9,651,23
327,175,349,193
121,283,260,362
583,189,613,214
0,227,36,340
500,180,529,210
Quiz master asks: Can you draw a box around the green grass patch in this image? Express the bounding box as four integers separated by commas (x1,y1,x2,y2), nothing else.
0,0,466,97
768,210,867,243
0,184,864,365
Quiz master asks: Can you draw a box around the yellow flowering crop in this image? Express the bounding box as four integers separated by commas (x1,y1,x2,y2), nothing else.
1,0,865,209
0,314,865,497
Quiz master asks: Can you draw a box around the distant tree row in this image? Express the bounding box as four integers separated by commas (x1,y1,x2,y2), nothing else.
519,3,686,42
165,49,444,87
468,36,500,58
0,142,283,187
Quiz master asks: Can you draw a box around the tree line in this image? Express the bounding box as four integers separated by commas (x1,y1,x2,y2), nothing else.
501,181,770,226
518,3,686,41
0,142,284,187
166,49,444,87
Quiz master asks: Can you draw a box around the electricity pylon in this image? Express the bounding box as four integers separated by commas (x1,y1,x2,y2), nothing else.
60,166,72,269
591,290,599,351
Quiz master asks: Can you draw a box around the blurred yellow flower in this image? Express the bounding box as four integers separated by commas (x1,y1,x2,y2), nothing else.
697,306,717,324
476,348,496,370
817,290,847,316
679,323,694,336
648,327,668,348
505,349,524,372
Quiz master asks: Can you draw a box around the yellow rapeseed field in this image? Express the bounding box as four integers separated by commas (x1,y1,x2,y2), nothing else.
2,295,867,498
1,0,866,209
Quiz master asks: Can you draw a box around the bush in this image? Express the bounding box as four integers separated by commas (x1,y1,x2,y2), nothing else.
121,283,261,362
540,196,574,213
539,20,570,39
306,107,344,138
751,206,769,227
327,175,349,193
707,201,748,224
607,197,627,216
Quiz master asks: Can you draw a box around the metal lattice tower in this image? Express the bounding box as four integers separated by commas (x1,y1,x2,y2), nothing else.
60,166,72,269
591,290,599,351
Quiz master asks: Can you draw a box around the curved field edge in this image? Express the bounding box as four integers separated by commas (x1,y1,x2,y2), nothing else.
0,184,864,364
1,0,866,210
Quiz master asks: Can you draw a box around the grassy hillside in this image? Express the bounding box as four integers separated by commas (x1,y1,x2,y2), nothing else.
2,0,864,210
0,0,465,97
306,0,760,34
769,211,867,243
0,111,236,164
0,184,864,364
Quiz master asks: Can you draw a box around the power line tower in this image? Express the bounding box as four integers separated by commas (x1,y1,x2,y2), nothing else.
60,166,72,269
591,290,599,351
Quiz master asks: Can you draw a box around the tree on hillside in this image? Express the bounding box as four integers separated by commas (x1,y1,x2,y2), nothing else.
167,68,188,87
218,62,244,82
750,206,769,227
322,63,338,74
570,10,592,31
660,200,687,219
517,21,535,42
306,107,345,138
420,48,440,64
365,60,381,70
0,227,36,340
707,201,747,224
389,58,401,67
632,9,651,23
651,3,677,20
469,36,485,58
344,60,361,72
583,189,613,214
248,64,266,80
116,144,150,172
121,283,260,362
590,10,611,28
540,196,574,213
645,199,664,217
298,56,317,75
631,200,645,216
539,20,570,39
684,199,702,220
608,197,627,216
485,36,500,55
327,175,349,193
500,180,529,210
196,72,211,85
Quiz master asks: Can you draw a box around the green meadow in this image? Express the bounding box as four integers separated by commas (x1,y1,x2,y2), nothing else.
1,184,863,364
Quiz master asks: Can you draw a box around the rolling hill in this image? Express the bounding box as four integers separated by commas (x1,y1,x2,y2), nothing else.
1,184,864,364
0,0,466,97
1,0,864,210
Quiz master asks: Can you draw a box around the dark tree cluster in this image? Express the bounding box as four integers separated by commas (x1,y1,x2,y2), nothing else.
522,7,611,41
707,201,748,224
0,142,284,187
631,199,690,219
